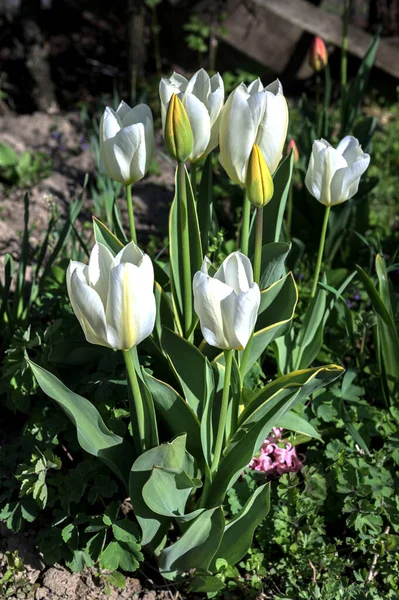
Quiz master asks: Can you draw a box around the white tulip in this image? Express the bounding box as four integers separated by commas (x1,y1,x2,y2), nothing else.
67,242,156,351
99,101,155,185
193,252,260,350
305,136,370,206
219,79,289,185
160,68,224,162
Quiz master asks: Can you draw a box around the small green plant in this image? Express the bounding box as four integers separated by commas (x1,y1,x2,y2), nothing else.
0,141,52,187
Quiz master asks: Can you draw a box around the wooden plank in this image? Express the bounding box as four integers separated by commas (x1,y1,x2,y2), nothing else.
260,0,399,78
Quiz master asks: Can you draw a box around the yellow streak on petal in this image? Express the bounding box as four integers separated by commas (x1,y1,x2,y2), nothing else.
122,265,137,350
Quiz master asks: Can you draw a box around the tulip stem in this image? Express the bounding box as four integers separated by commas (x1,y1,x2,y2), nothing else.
190,162,197,199
211,349,233,474
241,191,251,255
123,349,146,454
177,162,193,338
253,207,263,285
126,184,137,244
286,183,293,240
340,0,349,132
311,205,331,298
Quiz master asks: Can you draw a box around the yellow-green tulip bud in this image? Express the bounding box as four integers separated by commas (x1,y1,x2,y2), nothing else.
246,144,274,208
164,94,194,162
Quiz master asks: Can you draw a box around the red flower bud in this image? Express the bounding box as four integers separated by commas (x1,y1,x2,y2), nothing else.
286,138,299,164
309,36,328,72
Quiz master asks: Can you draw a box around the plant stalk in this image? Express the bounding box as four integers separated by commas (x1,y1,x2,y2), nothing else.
178,162,193,338
340,0,349,131
123,348,145,453
311,205,331,298
286,183,293,240
190,161,197,200
126,184,137,243
211,349,233,474
241,191,251,255
253,207,263,285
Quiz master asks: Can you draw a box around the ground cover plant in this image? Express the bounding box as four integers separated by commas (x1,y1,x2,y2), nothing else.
1,19,399,600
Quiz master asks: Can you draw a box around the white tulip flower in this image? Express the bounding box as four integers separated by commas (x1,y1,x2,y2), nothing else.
67,242,156,351
159,68,224,162
99,101,155,185
193,252,260,351
305,136,370,206
219,79,289,185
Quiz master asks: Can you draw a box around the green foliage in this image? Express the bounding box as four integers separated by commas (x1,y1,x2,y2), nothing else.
0,141,52,187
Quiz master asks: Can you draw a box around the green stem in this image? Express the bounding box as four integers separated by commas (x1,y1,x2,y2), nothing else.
241,191,251,255
287,183,293,240
190,162,197,200
178,162,193,338
211,350,233,474
123,348,145,453
126,184,137,243
253,207,263,285
311,205,331,298
340,0,349,131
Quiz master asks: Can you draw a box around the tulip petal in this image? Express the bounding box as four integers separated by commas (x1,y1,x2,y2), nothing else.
247,78,264,94
69,269,109,347
116,100,132,120
106,263,155,350
113,123,145,184
219,85,256,185
214,251,253,293
102,107,122,140
255,90,289,174
336,135,362,163
229,285,260,349
181,92,210,162
114,240,144,267
305,142,346,205
330,155,370,204
193,271,234,349
87,243,114,306
120,104,155,175
186,68,211,106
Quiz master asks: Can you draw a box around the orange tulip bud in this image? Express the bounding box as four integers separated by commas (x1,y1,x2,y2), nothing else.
309,37,328,72
286,138,299,164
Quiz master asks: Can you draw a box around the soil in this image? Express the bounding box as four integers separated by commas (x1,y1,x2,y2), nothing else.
0,110,175,278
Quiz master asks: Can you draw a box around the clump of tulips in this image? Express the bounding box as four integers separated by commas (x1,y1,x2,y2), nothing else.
29,65,370,586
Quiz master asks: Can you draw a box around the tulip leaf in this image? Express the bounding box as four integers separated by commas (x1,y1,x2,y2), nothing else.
28,359,133,487
197,153,213,256
189,575,225,593
142,467,201,518
275,411,322,442
210,483,270,571
257,242,291,290
249,152,294,249
154,283,177,346
357,263,399,405
159,507,225,579
208,365,343,505
93,217,124,255
143,372,203,467
169,165,203,333
129,434,193,551
161,327,214,419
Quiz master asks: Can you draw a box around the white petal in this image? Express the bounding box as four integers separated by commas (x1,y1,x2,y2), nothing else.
69,269,110,347
336,135,364,165
193,271,232,349
116,100,132,120
264,79,283,95
214,251,253,293
186,68,211,107
330,155,370,205
87,243,114,306
230,285,261,349
106,263,155,350
169,72,188,89
101,107,122,141
114,240,144,267
181,92,211,162
305,142,346,205
247,78,264,94
219,85,256,185
113,123,145,184
255,90,289,174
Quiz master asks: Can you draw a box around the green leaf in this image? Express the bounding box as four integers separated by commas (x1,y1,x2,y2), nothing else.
159,507,225,578
142,467,201,517
28,359,133,487
338,396,370,455
276,411,322,442
190,575,225,593
143,372,203,465
208,365,343,505
161,327,214,419
256,242,291,290
210,483,270,570
0,141,18,167
169,165,203,332
93,217,124,255
100,540,142,572
129,435,194,550
154,283,176,344
197,153,213,256
249,152,294,248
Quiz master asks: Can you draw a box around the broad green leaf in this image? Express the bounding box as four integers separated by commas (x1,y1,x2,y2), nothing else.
276,411,322,442
169,165,203,332
142,467,201,517
210,483,270,570
353,116,377,151
0,140,18,167
190,575,225,593
93,217,124,255
159,507,225,578
28,359,133,487
208,365,343,505
197,153,213,256
357,264,399,405
100,539,142,572
129,435,193,550
338,397,370,456
255,242,291,290
143,372,203,465
161,327,213,419
154,283,176,344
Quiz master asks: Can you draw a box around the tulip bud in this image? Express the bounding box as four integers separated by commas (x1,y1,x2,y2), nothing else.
246,145,274,208
164,94,194,163
309,37,328,72
193,252,260,351
67,242,156,350
305,136,370,206
286,138,299,164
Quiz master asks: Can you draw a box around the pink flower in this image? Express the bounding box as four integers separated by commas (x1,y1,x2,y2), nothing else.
248,429,304,477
